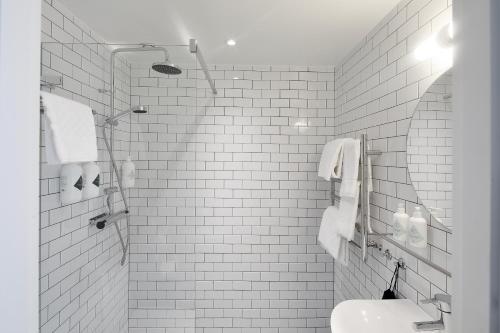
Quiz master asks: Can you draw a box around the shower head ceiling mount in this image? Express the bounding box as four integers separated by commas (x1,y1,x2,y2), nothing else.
137,43,183,75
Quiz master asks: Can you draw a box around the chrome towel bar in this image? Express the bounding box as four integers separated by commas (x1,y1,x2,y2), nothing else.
329,134,452,277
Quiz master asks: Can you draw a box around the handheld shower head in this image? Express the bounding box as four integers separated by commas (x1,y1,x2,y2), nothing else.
132,105,147,113
106,105,148,126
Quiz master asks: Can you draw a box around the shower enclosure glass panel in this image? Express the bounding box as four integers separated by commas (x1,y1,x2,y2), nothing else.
125,45,197,332
39,40,198,332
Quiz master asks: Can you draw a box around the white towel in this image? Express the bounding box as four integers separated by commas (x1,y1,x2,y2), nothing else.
318,206,349,265
339,139,360,198
41,92,98,164
336,182,360,241
318,139,345,180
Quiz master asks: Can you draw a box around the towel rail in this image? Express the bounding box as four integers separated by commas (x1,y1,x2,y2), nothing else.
329,134,452,277
39,97,97,115
330,134,379,262
40,106,97,115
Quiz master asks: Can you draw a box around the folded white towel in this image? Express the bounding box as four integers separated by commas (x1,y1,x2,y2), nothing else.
339,138,360,198
336,182,360,241
318,139,345,180
41,92,98,165
318,206,349,265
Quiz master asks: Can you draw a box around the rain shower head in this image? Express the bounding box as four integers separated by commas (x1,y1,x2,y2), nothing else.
106,105,148,126
152,61,182,75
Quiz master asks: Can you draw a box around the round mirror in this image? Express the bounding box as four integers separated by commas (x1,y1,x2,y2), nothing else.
407,69,453,228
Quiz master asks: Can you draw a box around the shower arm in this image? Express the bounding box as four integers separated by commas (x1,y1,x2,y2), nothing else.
189,39,218,95
111,45,169,61
108,45,169,191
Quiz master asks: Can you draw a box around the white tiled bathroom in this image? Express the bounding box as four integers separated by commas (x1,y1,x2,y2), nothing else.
0,0,497,332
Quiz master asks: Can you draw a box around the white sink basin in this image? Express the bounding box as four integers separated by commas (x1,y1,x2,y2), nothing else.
331,299,433,333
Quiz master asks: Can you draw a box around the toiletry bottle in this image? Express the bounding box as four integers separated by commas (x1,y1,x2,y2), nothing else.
392,203,409,242
60,163,83,205
82,162,100,200
408,206,428,248
121,156,135,188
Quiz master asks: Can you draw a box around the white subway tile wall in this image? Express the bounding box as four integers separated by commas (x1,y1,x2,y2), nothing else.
40,1,131,332
128,63,336,332
333,0,452,314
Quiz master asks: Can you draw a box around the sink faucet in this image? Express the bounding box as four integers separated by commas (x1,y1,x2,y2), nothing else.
413,294,451,331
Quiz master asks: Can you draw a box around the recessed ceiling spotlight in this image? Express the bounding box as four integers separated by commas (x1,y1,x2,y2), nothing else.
233,77,240,80
226,39,236,46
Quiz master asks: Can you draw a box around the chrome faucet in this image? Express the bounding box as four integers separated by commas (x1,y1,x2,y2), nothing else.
413,294,451,331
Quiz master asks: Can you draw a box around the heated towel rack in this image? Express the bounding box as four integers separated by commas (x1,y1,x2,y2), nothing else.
329,134,381,262
330,134,452,277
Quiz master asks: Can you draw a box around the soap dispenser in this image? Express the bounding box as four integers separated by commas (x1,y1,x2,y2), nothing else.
408,206,428,248
60,163,83,205
392,203,409,242
121,156,135,188
82,162,100,200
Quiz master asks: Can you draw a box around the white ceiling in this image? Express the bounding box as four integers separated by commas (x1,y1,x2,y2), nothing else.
59,0,401,66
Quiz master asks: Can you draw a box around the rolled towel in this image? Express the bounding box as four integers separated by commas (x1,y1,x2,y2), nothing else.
318,206,349,265
339,138,360,198
41,92,98,164
318,139,345,180
336,182,360,241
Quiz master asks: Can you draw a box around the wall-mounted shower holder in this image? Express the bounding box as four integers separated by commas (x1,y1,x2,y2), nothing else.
89,209,129,265
89,210,129,229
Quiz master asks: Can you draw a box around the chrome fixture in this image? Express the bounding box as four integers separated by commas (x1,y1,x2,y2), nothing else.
111,44,183,75
105,105,148,126
369,231,451,277
102,120,131,265
413,294,451,331
103,44,181,265
89,185,129,264
190,39,217,95
366,239,407,269
367,240,381,250
40,75,62,89
329,134,381,262
329,134,452,277
99,41,217,265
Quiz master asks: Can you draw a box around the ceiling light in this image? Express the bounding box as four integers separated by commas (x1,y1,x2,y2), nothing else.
233,77,240,80
226,39,236,46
